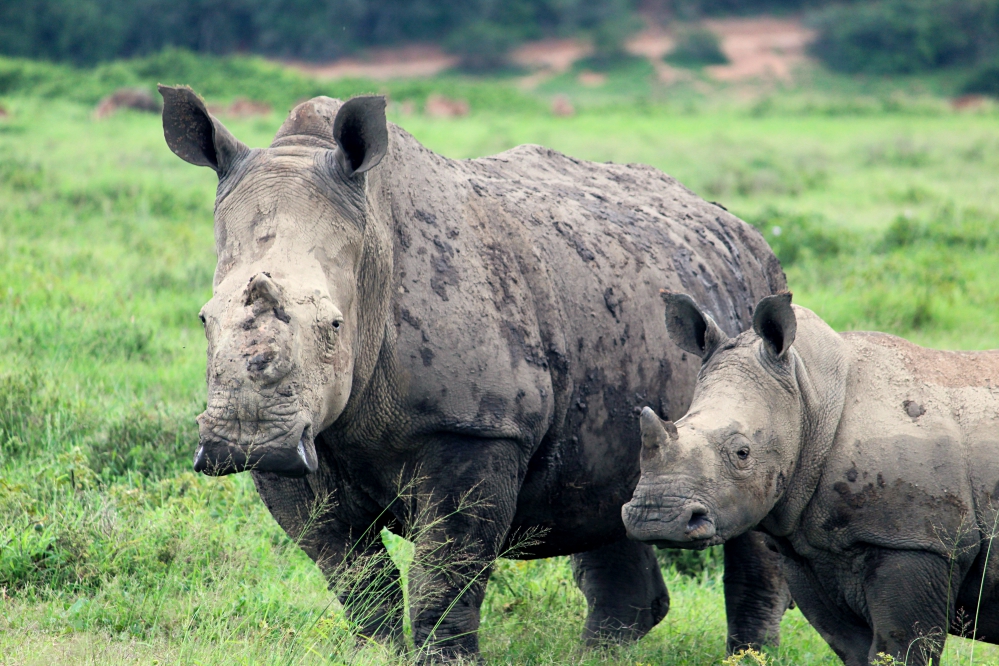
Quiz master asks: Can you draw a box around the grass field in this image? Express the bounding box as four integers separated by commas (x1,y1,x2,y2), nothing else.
2,54,999,665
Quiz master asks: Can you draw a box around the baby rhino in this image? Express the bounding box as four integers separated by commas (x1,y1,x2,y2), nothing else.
623,291,999,666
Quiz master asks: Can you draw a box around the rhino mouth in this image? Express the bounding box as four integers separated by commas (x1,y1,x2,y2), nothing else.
622,498,722,549
193,422,318,477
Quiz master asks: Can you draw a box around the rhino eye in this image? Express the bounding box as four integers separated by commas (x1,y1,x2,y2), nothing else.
331,319,342,332
736,447,750,460
199,312,206,327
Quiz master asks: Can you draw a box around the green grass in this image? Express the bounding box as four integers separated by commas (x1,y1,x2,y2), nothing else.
2,54,999,665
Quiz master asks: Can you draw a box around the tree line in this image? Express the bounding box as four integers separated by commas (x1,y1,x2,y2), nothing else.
1,0,998,78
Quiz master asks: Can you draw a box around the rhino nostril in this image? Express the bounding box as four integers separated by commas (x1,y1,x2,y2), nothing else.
685,504,713,535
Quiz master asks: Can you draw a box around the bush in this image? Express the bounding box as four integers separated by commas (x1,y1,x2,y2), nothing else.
89,408,197,480
809,0,999,74
881,206,998,251
446,21,521,73
962,60,999,96
0,0,643,65
656,545,723,577
747,208,848,267
665,27,729,67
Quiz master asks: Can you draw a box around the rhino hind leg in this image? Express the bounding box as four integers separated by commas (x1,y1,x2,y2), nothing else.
571,538,670,645
864,549,953,666
722,531,793,652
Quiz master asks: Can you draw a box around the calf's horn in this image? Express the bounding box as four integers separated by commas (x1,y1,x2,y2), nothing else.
640,406,677,450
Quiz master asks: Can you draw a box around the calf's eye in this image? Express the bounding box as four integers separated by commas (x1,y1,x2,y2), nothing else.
331,320,342,332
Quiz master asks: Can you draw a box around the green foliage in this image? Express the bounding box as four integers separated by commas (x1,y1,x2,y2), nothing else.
445,22,522,73
0,50,545,114
656,545,723,578
89,408,197,480
961,60,999,97
665,28,729,68
748,208,847,267
809,0,999,74
0,0,643,65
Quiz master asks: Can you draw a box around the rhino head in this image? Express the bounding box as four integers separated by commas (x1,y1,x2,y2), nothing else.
159,86,388,477
622,292,805,548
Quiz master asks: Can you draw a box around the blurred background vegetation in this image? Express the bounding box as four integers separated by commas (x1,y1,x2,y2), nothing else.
1,0,998,78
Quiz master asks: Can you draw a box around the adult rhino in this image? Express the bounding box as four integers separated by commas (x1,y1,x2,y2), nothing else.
625,292,999,666
159,85,790,659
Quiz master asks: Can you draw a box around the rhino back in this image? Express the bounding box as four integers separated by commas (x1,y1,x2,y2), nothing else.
365,128,784,552
801,332,999,563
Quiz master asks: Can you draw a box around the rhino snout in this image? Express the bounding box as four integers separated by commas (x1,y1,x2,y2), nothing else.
193,422,318,477
623,496,717,547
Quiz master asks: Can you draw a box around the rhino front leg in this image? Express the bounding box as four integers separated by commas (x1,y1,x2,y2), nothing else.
571,538,670,645
723,531,793,652
406,436,523,661
781,555,873,666
864,549,953,666
252,471,405,643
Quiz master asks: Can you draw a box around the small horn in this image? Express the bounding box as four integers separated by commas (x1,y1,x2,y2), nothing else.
245,273,281,308
640,406,676,450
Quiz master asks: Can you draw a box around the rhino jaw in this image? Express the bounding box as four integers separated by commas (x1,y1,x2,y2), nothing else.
193,427,318,477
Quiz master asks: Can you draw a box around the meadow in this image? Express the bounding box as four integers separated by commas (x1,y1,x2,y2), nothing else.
2,53,999,665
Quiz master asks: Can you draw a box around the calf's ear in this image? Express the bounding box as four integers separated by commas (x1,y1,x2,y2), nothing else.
159,85,247,175
333,95,388,177
753,292,797,359
661,291,729,360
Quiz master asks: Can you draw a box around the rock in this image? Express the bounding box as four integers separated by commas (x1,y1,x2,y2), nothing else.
551,95,575,117
94,88,160,119
424,94,469,118
952,94,988,111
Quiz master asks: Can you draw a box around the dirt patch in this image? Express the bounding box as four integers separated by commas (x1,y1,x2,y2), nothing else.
283,17,815,86
290,44,458,80
704,18,814,82
208,98,273,118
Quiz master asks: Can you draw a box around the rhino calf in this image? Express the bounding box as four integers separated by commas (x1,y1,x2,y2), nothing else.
624,291,999,666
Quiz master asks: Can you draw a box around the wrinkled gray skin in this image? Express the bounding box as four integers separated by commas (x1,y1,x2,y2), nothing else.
625,292,999,666
159,85,792,659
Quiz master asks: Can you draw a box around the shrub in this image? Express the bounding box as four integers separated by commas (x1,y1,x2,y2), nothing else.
962,60,999,97
656,545,723,577
665,27,729,67
809,0,999,74
89,408,197,480
445,22,521,73
748,208,848,267
881,205,998,251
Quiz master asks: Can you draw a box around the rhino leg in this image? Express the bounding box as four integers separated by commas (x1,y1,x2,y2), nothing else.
570,538,669,645
722,531,793,652
864,549,952,666
251,471,405,643
407,436,523,661
781,556,873,666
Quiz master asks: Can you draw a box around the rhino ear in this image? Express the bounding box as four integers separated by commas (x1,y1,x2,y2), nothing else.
159,85,247,175
333,95,388,177
661,291,729,360
753,292,797,359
